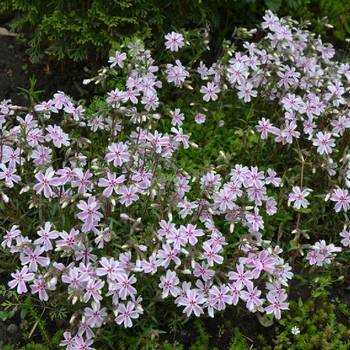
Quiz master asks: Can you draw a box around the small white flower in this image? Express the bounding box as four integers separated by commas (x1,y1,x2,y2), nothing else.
291,326,300,335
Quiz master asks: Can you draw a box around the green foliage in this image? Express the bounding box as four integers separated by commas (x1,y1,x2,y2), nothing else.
228,328,250,350
188,320,211,350
3,0,349,66
3,344,52,350
0,285,64,349
0,0,155,63
20,344,48,350
317,0,350,41
0,285,20,321
0,0,222,64
266,279,350,350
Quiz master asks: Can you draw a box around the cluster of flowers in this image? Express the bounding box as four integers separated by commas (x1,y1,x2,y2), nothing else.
160,11,350,263
0,39,294,350
306,240,342,266
3,165,292,341
1,96,291,348
224,13,350,218
306,228,350,267
1,10,350,349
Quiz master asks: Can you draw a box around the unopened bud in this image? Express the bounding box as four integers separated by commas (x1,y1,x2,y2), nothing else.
69,314,76,325
229,223,234,233
1,192,9,203
138,244,147,252
120,213,130,220
19,186,30,194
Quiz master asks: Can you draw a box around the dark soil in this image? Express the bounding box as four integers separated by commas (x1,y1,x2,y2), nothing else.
0,35,27,104
0,34,89,105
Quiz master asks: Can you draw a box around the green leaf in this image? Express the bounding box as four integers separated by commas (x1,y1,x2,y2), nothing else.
265,0,282,12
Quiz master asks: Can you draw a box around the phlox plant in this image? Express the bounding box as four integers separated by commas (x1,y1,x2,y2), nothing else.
1,10,350,349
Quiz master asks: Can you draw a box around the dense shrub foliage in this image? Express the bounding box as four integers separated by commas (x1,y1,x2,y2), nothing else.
2,0,350,65
1,10,350,349
0,0,241,63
